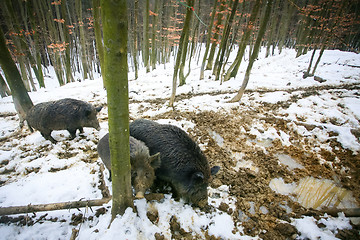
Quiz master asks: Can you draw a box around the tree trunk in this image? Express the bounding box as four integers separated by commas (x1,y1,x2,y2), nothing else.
0,28,33,124
21,0,45,88
223,0,262,82
93,0,105,83
229,0,273,103
169,0,194,107
199,0,218,80
0,73,11,98
178,1,193,86
76,0,90,80
151,0,160,70
101,0,133,221
214,0,239,81
133,0,139,79
277,0,295,54
44,0,65,86
61,0,75,84
143,0,150,73
0,198,111,216
205,0,226,71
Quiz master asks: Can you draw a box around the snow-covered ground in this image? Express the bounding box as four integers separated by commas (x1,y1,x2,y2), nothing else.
0,47,359,239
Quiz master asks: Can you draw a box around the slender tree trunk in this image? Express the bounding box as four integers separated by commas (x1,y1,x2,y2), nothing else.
205,0,226,71
22,0,45,88
93,0,105,82
304,47,317,78
178,2,193,86
101,0,133,221
309,0,346,76
0,73,11,98
214,0,239,81
151,0,160,70
133,0,139,79
223,0,262,82
265,0,278,58
199,0,218,80
143,0,150,73
0,28,33,124
169,0,194,107
44,0,65,86
311,45,325,76
277,0,295,54
61,0,74,84
229,0,273,103
76,0,90,80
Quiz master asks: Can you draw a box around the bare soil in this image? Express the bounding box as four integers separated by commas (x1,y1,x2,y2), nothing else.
140,84,360,239
1,84,359,239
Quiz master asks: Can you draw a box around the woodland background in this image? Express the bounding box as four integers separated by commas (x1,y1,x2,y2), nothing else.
0,0,359,98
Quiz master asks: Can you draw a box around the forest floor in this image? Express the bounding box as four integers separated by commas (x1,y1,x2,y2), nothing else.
1,83,359,239
131,83,360,239
1,49,359,239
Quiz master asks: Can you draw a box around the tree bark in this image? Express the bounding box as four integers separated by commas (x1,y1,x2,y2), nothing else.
76,0,90,80
205,0,226,71
151,0,160,70
199,0,218,80
0,28,34,123
0,73,11,98
93,0,105,83
229,0,273,103
223,0,262,82
214,0,239,81
101,0,133,221
0,198,111,216
143,0,150,73
133,0,139,79
169,0,194,107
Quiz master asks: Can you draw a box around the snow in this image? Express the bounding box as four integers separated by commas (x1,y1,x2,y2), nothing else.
1,47,360,239
293,213,352,240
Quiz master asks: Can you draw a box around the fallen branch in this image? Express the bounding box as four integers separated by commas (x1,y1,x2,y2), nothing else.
304,208,360,218
323,208,360,218
0,193,164,216
0,198,111,216
338,63,360,68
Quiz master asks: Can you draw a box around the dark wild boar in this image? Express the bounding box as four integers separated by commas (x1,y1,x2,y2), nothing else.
97,133,161,199
26,98,102,143
129,119,220,207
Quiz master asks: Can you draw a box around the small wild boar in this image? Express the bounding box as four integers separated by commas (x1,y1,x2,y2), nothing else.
97,133,161,199
129,119,220,207
26,98,102,143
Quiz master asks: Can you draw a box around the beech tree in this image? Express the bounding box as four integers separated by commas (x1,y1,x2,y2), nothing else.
199,0,218,80
0,27,33,124
169,0,194,108
223,0,262,82
0,73,11,98
0,0,359,98
229,0,273,102
92,0,105,84
213,0,240,81
100,0,133,220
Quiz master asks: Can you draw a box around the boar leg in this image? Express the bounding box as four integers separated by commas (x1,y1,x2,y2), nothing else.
67,128,77,139
41,131,57,144
78,127,84,133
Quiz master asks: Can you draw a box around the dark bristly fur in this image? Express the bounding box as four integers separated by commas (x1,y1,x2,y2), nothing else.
97,133,161,198
129,119,220,207
26,98,101,143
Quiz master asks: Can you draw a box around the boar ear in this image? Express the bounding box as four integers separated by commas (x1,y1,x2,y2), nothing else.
211,166,220,175
95,106,102,112
192,172,204,183
149,152,161,169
